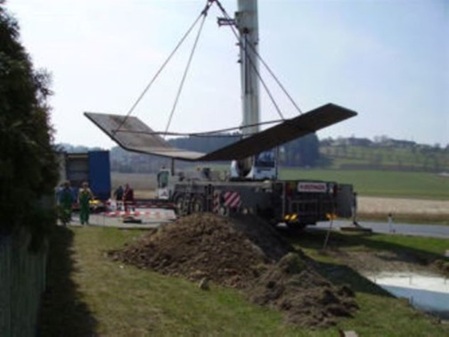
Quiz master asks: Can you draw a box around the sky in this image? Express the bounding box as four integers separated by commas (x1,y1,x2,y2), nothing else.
5,0,449,149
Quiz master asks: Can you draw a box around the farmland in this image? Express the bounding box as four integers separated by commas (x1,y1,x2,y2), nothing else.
320,142,449,172
112,169,449,200
280,169,449,200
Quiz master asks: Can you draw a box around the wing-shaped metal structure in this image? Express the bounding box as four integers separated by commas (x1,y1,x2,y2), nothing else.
84,112,205,160
85,103,356,161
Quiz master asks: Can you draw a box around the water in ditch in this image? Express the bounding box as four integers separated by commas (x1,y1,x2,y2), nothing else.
368,272,449,319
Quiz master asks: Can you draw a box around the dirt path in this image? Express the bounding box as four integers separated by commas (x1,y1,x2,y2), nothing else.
358,196,449,215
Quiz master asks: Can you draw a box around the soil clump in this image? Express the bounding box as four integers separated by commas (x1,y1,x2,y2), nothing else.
110,213,358,327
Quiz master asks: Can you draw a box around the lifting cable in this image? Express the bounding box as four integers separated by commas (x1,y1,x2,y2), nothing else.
243,33,285,120
214,4,285,120
164,1,212,135
122,118,284,138
113,0,214,137
214,0,303,116
251,42,304,115
114,0,302,138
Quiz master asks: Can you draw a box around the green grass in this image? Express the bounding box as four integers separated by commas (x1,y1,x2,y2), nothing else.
40,226,324,336
291,229,449,258
320,145,449,172
280,169,449,199
39,226,449,337
357,212,449,226
288,231,449,336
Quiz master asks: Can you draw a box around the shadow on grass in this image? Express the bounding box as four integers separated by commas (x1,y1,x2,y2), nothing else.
37,225,98,337
282,228,449,296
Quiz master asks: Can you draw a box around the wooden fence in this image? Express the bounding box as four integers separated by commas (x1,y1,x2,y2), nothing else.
0,230,47,337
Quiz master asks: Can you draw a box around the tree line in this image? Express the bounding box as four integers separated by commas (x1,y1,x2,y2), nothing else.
102,133,320,173
60,134,449,174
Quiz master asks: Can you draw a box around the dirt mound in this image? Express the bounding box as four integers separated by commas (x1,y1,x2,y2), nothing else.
110,213,357,327
111,213,278,288
248,253,358,327
230,214,294,261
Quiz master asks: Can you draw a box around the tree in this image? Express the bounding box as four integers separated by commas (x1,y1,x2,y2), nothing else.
0,1,58,245
281,133,320,167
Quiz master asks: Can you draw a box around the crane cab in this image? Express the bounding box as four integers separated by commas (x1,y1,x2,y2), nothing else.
156,168,171,199
230,150,277,181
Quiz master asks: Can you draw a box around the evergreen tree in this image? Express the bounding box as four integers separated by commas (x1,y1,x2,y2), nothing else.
0,1,58,244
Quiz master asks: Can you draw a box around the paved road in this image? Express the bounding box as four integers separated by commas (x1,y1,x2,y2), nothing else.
315,220,449,239
68,208,177,229
68,208,449,239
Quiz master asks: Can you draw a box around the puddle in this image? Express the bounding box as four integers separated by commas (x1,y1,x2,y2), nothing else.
367,272,449,319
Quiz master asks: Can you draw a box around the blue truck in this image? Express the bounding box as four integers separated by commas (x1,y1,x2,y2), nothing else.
58,150,111,207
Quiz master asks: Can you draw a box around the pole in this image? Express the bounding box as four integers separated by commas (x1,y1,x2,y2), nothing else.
323,217,334,250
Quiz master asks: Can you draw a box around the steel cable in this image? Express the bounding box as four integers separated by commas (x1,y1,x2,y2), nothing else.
113,1,213,136
215,0,303,116
164,6,209,135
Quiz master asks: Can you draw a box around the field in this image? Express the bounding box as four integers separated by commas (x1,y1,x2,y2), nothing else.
113,169,449,200
320,144,449,172
280,169,449,200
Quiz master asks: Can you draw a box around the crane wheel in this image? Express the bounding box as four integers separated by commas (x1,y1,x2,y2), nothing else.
191,196,205,213
218,206,228,216
174,194,187,216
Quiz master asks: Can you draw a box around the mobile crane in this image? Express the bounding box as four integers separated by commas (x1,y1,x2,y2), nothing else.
85,0,357,228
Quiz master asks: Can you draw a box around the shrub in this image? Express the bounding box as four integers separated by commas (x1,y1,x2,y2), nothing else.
0,1,59,248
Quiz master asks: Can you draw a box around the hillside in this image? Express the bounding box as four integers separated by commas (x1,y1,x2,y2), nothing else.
320,137,449,172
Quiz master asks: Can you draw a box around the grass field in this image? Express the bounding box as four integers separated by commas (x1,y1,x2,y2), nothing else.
113,168,449,200
38,225,449,337
280,169,449,200
320,145,449,172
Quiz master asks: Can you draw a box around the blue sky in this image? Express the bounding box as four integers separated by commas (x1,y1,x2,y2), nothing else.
6,0,448,149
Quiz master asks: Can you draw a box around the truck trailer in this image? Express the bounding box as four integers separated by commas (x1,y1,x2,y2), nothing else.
58,150,111,202
156,167,354,228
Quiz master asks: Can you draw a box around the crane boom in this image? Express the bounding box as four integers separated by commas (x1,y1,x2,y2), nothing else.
237,0,260,137
231,0,278,180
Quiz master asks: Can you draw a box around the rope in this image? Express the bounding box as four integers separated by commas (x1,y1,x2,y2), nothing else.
113,0,302,139
255,46,303,115
164,4,210,134
215,1,303,116
242,33,285,120
113,1,213,136
112,118,283,138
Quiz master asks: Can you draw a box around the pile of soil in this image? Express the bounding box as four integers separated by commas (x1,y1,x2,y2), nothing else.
248,253,358,327
110,213,280,288
110,212,358,327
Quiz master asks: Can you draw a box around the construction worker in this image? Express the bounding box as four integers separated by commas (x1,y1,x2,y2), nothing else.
78,181,94,225
113,185,124,210
123,183,134,212
58,181,74,226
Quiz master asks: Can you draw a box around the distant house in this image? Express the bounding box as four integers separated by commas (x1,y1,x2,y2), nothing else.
347,137,373,147
324,137,373,147
384,139,416,148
